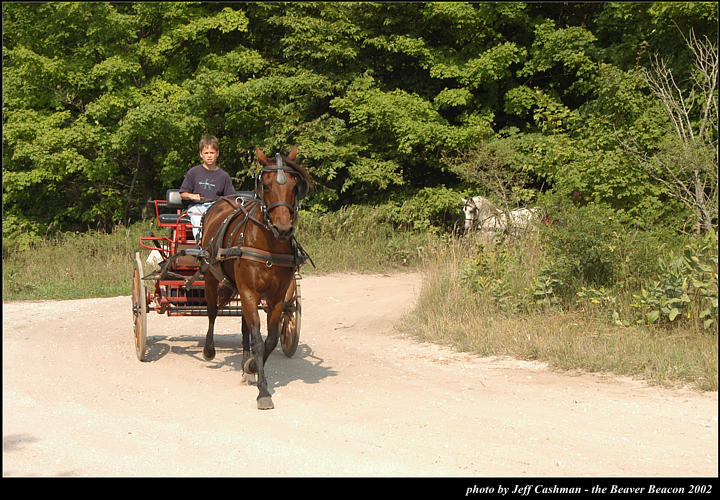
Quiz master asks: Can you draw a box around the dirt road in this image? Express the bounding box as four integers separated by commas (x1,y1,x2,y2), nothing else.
3,273,717,477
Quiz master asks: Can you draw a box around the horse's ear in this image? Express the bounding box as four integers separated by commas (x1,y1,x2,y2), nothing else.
254,146,269,165
288,145,298,161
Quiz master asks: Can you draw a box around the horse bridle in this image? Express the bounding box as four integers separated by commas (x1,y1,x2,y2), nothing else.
256,153,308,228
463,198,478,228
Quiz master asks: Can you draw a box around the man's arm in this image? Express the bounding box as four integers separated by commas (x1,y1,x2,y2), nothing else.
180,191,203,202
179,167,202,201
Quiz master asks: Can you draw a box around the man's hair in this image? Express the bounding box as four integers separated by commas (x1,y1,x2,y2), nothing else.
199,134,219,151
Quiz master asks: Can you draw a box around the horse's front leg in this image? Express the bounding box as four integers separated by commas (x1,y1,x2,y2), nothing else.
203,273,219,361
240,294,274,410
263,300,283,364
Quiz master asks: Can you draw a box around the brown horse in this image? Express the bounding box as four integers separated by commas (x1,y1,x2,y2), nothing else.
198,145,311,410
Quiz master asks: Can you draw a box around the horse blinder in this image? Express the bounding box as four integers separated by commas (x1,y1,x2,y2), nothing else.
258,153,308,203
275,153,287,184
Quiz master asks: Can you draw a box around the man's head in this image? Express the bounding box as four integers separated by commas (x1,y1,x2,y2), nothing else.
199,134,220,169
199,134,219,152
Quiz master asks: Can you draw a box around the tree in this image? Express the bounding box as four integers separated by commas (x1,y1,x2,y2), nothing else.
2,2,718,243
441,136,533,213
621,29,718,233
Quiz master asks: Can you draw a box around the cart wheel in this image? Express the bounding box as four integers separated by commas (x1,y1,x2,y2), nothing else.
280,279,301,357
132,252,148,362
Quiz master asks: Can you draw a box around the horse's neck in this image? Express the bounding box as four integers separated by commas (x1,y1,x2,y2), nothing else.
476,204,499,220
236,211,293,254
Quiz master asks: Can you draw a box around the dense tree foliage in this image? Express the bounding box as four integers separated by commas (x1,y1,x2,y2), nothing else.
3,2,717,244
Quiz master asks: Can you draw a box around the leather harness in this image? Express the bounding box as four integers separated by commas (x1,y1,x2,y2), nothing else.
181,194,312,292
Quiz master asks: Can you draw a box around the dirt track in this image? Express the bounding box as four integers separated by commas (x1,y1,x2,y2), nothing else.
2,273,717,477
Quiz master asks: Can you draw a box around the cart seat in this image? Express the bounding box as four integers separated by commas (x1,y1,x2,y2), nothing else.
158,189,190,225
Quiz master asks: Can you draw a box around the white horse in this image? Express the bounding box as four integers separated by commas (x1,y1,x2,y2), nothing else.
462,196,542,235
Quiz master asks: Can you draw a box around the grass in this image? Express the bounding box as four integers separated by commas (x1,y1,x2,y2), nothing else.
399,232,717,391
1,206,431,301
2,209,717,391
2,222,150,300
297,205,434,272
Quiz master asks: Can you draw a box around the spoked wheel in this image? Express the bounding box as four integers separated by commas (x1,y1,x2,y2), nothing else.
280,278,301,358
132,252,148,362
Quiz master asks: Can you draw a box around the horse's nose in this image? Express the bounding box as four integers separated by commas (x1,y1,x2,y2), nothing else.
273,224,295,240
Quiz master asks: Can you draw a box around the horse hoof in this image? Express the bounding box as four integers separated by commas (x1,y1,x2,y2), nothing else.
242,372,257,385
203,347,215,361
243,357,256,374
257,396,274,410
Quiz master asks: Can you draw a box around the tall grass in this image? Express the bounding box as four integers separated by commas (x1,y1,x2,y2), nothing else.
297,205,434,272
398,231,718,391
2,221,154,300
2,206,432,301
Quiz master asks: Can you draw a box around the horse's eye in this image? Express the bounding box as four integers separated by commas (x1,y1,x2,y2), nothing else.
262,183,269,191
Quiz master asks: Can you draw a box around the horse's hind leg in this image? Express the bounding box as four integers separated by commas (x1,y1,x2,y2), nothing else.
203,274,219,361
241,317,255,384
241,316,251,362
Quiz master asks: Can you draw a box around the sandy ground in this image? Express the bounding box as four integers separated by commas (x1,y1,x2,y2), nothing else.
2,272,717,477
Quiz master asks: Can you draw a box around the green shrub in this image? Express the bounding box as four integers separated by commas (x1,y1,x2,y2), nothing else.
460,244,518,312
632,233,718,330
531,268,563,308
1,213,47,254
458,233,545,313
539,200,687,296
375,186,465,233
540,202,627,296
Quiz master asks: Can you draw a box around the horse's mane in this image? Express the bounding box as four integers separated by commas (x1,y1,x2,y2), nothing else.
471,195,501,216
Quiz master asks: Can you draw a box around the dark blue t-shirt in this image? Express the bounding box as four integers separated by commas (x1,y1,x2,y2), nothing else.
179,165,235,206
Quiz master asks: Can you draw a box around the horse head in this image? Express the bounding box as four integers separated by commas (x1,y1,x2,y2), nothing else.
462,198,477,231
462,196,503,232
254,145,311,240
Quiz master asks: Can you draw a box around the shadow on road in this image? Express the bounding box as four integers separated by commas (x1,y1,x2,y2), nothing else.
144,334,337,389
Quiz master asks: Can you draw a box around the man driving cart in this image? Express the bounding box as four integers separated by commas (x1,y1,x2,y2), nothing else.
180,134,235,241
